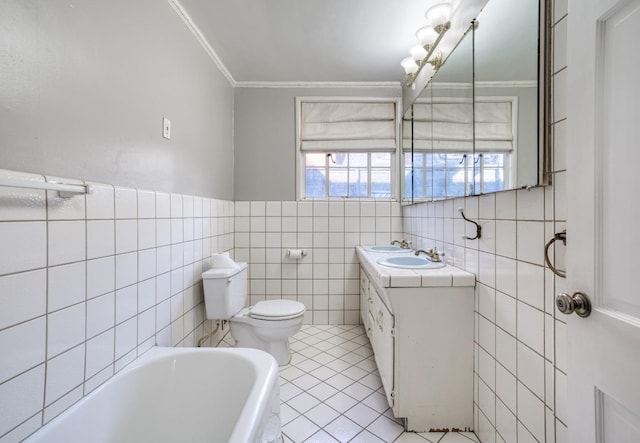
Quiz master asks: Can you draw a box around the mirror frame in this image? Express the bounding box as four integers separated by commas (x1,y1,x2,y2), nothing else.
401,0,552,204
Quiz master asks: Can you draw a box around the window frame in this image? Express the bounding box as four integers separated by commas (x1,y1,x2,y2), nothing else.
295,96,402,201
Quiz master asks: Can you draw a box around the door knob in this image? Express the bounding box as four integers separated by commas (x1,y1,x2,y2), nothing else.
555,291,592,318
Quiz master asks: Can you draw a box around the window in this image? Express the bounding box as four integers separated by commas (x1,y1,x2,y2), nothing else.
403,97,516,199
305,152,392,198
297,98,399,200
405,152,509,199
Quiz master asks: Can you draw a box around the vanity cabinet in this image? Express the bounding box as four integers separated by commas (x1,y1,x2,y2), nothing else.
367,283,395,407
357,248,475,432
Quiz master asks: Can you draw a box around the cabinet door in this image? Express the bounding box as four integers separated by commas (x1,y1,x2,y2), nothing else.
359,270,370,334
370,287,395,408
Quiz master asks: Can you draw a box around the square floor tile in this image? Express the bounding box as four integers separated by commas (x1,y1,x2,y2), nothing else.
296,358,322,373
325,415,363,443
325,358,352,373
367,415,405,442
344,402,381,428
362,391,390,414
359,372,383,390
309,365,338,381
312,352,336,365
291,374,322,391
304,430,340,443
307,382,339,402
324,392,359,414
282,416,319,442
280,403,299,425
343,382,374,402
305,403,341,428
325,373,355,391
439,432,480,442
287,392,321,414
343,365,369,382
280,382,303,402
396,432,437,442
280,366,306,381
350,430,387,443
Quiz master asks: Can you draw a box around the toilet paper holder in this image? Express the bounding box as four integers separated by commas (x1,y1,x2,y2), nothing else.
287,249,307,259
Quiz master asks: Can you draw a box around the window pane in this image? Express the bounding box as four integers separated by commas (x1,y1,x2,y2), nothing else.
482,168,504,193
447,169,466,197
306,153,326,167
306,168,326,197
447,154,466,167
349,153,368,167
328,169,348,197
413,153,424,167
349,168,368,197
481,153,504,167
371,168,391,198
432,153,446,167
404,152,414,168
371,153,391,167
331,153,348,166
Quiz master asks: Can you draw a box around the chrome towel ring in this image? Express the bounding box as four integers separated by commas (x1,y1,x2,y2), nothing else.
544,230,566,278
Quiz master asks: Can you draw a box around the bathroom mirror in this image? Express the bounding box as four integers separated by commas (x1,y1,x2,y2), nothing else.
401,0,549,203
403,27,474,201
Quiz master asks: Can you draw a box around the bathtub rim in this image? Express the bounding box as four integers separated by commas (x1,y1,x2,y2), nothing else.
24,346,280,443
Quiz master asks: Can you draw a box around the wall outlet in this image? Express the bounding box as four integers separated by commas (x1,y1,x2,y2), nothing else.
162,117,171,139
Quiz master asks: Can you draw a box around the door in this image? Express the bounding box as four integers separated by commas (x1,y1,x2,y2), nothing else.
566,0,640,442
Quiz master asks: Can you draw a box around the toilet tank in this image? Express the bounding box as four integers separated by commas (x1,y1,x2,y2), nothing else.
202,263,248,320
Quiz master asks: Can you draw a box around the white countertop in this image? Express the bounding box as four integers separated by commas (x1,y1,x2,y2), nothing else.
356,246,476,288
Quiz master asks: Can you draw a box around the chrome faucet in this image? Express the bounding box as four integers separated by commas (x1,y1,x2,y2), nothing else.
391,239,412,249
415,247,445,262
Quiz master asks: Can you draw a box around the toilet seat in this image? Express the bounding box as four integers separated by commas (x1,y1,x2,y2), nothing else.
248,300,305,321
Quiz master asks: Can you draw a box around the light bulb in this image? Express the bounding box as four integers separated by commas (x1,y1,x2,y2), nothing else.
410,45,428,62
401,57,419,75
425,2,452,30
416,26,438,47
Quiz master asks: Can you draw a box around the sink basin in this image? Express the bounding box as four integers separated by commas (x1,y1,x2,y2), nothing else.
377,256,445,269
364,245,413,253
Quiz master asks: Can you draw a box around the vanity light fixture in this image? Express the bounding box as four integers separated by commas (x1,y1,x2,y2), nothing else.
401,1,453,88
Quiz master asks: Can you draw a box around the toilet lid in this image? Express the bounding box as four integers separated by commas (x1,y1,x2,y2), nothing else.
249,300,306,320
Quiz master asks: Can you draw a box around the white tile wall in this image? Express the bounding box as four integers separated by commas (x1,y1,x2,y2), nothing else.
401,3,569,441
238,200,403,325
0,170,234,441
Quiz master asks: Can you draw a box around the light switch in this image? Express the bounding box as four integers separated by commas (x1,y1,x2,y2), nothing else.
162,117,171,140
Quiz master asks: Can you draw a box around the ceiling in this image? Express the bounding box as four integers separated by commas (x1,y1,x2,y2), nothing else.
176,0,440,84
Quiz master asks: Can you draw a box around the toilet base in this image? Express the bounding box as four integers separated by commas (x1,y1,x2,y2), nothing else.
233,335,292,366
229,311,304,366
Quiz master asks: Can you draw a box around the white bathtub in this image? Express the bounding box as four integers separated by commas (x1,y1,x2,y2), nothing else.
25,347,282,443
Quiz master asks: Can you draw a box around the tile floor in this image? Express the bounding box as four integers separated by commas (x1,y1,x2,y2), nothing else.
221,324,479,443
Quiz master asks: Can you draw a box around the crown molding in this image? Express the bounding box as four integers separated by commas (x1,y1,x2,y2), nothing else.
168,0,237,87
429,80,538,90
234,81,401,89
475,80,538,88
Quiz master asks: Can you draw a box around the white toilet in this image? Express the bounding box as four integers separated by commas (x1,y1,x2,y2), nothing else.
202,259,305,365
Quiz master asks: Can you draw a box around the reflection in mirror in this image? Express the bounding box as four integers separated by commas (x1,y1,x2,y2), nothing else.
402,27,474,202
400,0,545,204
473,0,539,193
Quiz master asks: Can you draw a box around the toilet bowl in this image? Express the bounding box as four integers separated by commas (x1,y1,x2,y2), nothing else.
202,255,306,365
230,300,305,365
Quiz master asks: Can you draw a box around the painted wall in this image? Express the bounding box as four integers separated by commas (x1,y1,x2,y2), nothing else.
233,87,401,201
0,0,234,199
401,1,569,440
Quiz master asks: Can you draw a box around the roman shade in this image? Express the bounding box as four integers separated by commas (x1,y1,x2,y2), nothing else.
402,99,514,152
300,102,397,152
